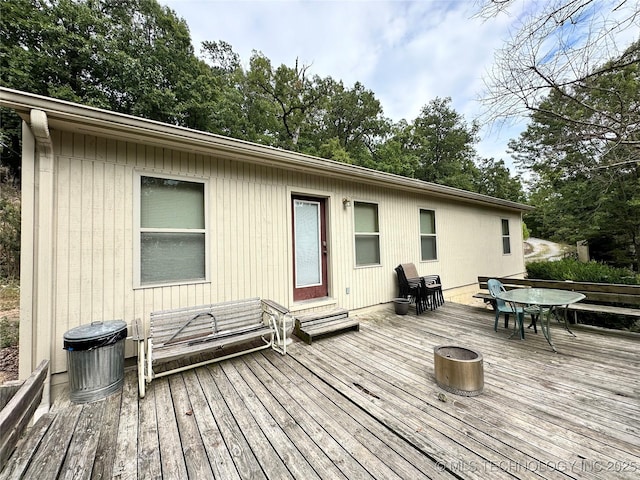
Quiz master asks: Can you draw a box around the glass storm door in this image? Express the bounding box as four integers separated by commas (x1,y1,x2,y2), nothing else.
292,196,328,301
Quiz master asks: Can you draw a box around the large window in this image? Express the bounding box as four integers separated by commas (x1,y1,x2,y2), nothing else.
354,201,380,266
420,209,437,261
137,174,207,286
501,219,511,254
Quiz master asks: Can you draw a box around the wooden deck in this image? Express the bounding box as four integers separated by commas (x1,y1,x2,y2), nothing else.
2,302,639,479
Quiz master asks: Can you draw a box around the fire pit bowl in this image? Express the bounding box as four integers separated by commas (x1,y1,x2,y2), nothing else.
433,345,483,396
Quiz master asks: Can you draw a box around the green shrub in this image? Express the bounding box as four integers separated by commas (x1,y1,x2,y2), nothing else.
0,177,20,280
526,259,640,331
0,317,18,348
526,259,640,284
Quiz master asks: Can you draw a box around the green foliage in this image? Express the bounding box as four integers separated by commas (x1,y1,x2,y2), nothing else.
522,222,530,241
474,158,525,202
0,317,19,348
407,97,480,190
0,281,19,310
0,0,526,205
512,42,640,271
0,277,19,348
527,259,640,330
0,175,20,280
526,259,640,285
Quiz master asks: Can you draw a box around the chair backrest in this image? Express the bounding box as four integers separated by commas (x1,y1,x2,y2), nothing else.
401,263,420,280
395,265,408,285
487,279,507,308
422,274,441,286
395,265,410,297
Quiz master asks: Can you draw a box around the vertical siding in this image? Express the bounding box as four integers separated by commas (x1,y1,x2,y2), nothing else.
47,131,525,373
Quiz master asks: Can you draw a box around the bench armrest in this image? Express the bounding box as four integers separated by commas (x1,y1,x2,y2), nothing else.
130,318,145,342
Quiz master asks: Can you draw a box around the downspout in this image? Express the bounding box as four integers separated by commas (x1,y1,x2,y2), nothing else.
25,109,55,415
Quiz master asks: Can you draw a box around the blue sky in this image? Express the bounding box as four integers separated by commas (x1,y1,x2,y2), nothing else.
157,1,534,170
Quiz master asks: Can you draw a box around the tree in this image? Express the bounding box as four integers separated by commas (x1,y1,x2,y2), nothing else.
407,97,480,190
478,0,640,169
199,40,253,138
0,0,224,177
510,50,640,270
474,158,525,202
369,120,421,177
308,80,388,165
245,53,329,150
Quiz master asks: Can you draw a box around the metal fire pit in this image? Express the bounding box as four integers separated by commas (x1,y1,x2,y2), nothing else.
434,345,484,396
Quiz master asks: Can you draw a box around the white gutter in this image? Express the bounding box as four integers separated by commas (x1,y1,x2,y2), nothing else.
0,87,533,212
22,108,55,417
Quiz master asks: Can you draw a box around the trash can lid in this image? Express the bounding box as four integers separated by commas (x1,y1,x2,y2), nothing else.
63,320,127,351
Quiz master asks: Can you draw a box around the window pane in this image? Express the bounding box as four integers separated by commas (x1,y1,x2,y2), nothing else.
420,210,435,234
294,200,321,287
421,236,437,260
355,235,380,265
501,219,510,236
141,232,205,284
354,202,379,233
503,237,511,254
141,177,204,229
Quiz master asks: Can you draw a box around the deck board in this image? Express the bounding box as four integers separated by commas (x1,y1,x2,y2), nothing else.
154,377,189,479
3,302,640,479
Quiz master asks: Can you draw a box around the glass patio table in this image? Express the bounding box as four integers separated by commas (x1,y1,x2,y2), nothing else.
496,288,586,352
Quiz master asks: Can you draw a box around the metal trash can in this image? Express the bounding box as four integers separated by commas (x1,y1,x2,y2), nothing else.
63,320,127,404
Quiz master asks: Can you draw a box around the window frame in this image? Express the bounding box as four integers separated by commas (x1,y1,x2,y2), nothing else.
134,171,209,288
501,218,511,255
353,200,381,267
419,208,438,261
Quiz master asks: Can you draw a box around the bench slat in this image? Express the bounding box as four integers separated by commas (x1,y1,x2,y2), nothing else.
478,276,640,305
136,298,288,397
476,276,640,321
150,302,263,345
565,303,640,317
151,326,273,363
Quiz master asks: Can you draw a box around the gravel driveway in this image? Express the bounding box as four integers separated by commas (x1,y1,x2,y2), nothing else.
524,237,566,262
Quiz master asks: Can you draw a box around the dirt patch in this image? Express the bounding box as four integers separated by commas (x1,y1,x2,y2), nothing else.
0,346,18,383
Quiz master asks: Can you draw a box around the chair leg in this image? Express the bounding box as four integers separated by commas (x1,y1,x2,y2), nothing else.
504,314,509,329
494,311,500,332
528,314,538,333
518,312,525,339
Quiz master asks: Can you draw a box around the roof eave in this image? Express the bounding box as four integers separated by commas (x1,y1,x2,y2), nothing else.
0,87,533,212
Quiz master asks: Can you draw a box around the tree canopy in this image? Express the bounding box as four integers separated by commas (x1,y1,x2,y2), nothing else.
478,0,640,170
0,0,525,204
478,0,640,270
510,43,640,270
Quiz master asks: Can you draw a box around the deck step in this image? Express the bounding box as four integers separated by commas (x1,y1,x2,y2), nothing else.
294,308,358,344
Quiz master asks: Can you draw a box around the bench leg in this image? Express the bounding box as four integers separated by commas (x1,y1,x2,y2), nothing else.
268,311,290,356
146,339,153,392
138,340,146,398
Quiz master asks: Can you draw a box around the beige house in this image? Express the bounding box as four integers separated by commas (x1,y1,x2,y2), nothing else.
0,87,532,406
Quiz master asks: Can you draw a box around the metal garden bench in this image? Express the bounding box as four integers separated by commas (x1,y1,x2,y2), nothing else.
133,298,290,398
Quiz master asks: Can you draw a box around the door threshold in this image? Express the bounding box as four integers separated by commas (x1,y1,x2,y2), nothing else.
290,297,337,312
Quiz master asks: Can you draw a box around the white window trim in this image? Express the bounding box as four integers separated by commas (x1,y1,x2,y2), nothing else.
419,208,438,262
133,171,210,289
501,218,511,255
353,200,381,268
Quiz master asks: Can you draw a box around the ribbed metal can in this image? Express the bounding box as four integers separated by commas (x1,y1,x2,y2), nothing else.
63,320,127,404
